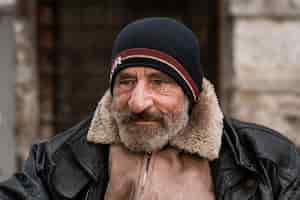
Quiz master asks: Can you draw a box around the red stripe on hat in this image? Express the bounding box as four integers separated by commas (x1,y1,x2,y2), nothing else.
112,48,200,100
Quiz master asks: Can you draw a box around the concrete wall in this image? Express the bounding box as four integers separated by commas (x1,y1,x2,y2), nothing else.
0,0,16,181
230,0,300,146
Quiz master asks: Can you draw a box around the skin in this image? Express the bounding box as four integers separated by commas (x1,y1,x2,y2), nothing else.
112,67,186,119
111,66,190,152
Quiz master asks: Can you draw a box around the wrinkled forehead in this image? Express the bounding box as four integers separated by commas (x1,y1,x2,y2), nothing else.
115,66,176,82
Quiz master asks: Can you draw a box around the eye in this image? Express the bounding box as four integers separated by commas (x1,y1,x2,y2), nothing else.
119,78,136,86
151,79,165,85
150,78,175,94
115,78,136,93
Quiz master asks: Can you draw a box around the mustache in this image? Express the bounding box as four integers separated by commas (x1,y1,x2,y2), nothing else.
118,110,164,124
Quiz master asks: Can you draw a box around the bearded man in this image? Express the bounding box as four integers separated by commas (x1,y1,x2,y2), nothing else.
1,17,300,200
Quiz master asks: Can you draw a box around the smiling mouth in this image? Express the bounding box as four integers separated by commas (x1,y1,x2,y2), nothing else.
132,120,160,126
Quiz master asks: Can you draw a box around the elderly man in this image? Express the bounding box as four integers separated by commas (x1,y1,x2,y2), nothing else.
1,17,300,200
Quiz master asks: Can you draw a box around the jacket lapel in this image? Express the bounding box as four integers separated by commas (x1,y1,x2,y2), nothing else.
49,117,109,199
211,117,258,200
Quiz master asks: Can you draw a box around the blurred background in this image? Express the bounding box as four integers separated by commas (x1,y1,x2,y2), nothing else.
0,0,300,180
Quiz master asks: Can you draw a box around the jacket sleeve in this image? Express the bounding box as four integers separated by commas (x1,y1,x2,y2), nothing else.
278,148,300,200
281,179,300,200
0,143,52,200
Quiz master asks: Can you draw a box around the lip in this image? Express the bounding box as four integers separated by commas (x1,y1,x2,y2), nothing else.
133,120,159,125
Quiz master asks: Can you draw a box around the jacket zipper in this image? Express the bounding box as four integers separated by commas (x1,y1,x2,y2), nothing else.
85,188,90,200
86,152,153,200
138,152,152,199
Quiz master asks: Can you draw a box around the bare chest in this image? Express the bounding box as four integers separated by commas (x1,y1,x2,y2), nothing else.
104,145,215,200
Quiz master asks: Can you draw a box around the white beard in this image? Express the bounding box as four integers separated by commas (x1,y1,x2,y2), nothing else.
112,99,190,153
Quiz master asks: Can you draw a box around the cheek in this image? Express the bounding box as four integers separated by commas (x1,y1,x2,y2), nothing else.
112,93,130,111
155,95,186,115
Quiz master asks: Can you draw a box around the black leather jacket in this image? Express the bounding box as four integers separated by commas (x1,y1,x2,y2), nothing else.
1,116,300,200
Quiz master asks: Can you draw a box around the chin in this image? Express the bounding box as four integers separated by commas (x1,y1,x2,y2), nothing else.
118,126,170,153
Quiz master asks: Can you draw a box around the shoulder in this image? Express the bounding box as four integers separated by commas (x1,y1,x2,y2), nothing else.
40,114,108,199
224,118,300,197
45,114,94,155
226,118,300,174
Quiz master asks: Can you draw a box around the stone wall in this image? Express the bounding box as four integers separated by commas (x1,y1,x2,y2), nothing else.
0,0,16,180
0,0,14,7
229,0,300,146
15,0,39,161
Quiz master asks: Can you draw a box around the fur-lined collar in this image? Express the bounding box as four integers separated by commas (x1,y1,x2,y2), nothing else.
87,79,223,160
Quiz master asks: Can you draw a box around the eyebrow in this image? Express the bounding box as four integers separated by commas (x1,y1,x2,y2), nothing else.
116,70,175,82
146,72,175,82
117,72,137,80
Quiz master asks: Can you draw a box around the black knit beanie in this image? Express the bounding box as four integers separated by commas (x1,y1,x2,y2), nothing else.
110,17,203,104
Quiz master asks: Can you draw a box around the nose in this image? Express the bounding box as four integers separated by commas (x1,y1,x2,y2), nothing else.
128,81,153,114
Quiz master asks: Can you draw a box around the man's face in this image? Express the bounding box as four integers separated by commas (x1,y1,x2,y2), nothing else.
111,67,189,153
